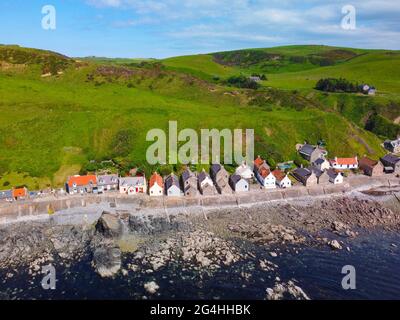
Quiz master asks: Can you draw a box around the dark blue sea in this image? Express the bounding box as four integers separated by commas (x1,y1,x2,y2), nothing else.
1,230,399,300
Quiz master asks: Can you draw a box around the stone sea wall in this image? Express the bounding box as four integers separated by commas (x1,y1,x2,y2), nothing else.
0,183,348,223
0,175,398,225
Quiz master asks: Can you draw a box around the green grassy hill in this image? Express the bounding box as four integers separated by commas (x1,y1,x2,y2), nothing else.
0,44,397,189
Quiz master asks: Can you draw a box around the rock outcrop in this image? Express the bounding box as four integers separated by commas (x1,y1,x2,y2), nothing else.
95,211,124,239
266,280,310,300
92,246,122,278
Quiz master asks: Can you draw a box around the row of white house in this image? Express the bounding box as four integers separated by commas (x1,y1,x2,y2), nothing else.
65,146,399,198
65,160,298,198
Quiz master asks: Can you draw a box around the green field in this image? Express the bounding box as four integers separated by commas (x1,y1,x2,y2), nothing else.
0,44,398,189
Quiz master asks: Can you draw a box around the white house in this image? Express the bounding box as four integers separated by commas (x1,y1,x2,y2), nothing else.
327,169,344,184
257,167,276,189
235,162,254,180
149,172,164,197
119,176,147,195
164,174,182,197
272,170,292,188
229,175,249,192
330,157,358,170
313,158,330,171
97,174,119,193
362,84,370,92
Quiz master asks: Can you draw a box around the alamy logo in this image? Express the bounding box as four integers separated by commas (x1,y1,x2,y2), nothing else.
42,5,56,30
341,5,356,30
341,265,356,290
146,121,254,166
41,264,57,290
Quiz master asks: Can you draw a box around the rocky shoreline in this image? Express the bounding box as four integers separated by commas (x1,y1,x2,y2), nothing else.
0,190,399,300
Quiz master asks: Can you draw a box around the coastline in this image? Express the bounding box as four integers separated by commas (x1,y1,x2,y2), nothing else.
0,173,398,226
1,174,400,300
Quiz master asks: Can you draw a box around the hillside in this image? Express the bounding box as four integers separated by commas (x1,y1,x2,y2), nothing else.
0,44,396,189
163,45,400,136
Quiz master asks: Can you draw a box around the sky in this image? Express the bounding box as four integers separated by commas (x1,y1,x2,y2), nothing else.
0,0,399,58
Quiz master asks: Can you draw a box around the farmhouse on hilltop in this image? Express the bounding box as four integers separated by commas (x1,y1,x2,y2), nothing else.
66,175,97,194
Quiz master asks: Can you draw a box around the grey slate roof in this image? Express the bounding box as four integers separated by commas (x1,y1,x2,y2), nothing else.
229,174,242,185
0,190,12,200
381,154,400,165
327,169,339,179
211,164,222,176
119,176,145,187
293,167,312,179
385,139,400,148
182,168,196,183
165,174,180,190
198,170,210,183
97,174,119,186
314,158,325,165
309,166,324,178
299,144,316,156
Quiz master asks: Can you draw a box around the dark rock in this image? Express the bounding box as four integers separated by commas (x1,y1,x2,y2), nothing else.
95,211,124,238
92,246,121,278
128,214,189,235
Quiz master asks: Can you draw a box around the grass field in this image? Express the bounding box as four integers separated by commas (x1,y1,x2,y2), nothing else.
0,44,398,189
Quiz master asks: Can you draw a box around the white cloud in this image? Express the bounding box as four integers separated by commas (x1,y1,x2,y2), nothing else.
85,0,400,50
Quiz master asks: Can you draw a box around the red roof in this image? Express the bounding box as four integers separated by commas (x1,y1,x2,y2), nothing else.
359,157,378,168
149,172,163,188
259,167,271,178
332,157,358,166
67,175,97,187
13,187,27,198
254,156,264,168
272,169,286,181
